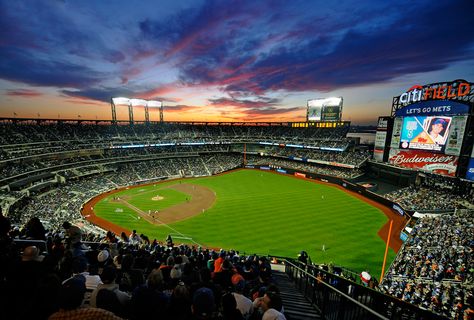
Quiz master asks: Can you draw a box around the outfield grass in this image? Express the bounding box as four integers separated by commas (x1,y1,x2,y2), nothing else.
94,169,395,275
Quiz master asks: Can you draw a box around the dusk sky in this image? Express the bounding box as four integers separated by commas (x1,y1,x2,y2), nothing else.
1,0,473,125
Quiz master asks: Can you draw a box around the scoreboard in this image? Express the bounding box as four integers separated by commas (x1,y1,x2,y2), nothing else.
377,80,473,179
307,97,343,121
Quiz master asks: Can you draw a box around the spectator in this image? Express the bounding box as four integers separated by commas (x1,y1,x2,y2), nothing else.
24,217,46,240
63,221,86,257
118,254,144,293
129,230,141,245
90,265,130,313
192,287,217,320
232,277,253,319
49,277,122,320
258,291,286,320
63,256,102,307
221,292,244,320
130,269,168,320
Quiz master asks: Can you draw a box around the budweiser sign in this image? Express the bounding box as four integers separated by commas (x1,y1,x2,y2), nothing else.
391,154,454,165
389,149,458,176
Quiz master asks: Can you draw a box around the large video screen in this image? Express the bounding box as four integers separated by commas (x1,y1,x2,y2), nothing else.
307,100,322,121
307,97,342,121
400,116,452,153
323,105,341,121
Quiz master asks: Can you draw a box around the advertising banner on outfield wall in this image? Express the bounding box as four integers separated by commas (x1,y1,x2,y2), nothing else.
389,149,458,176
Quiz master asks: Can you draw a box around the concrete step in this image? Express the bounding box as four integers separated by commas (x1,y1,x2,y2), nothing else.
272,270,321,320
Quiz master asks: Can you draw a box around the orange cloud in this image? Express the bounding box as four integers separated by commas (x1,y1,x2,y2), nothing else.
6,89,42,97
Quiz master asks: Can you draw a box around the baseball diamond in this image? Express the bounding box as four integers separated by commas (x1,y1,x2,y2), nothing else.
83,169,403,275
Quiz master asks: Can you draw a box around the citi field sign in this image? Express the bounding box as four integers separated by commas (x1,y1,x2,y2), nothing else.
399,80,471,105
394,80,473,117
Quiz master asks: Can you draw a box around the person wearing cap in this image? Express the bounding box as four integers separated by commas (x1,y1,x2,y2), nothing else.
62,256,103,307
231,276,253,319
62,221,86,257
97,247,109,260
191,287,217,319
412,118,447,145
428,118,447,144
166,234,174,247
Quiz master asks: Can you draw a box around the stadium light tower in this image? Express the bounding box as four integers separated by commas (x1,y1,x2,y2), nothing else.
111,97,130,124
130,99,147,125
112,97,162,124
146,100,162,124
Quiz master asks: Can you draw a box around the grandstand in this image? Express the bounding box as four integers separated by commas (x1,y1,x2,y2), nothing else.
0,117,473,319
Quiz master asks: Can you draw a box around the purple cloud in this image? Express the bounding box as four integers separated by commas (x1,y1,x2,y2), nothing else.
154,0,474,95
208,96,281,109
0,0,473,115
5,89,43,98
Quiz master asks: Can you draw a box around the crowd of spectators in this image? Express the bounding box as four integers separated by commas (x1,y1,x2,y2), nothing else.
418,173,474,196
0,146,369,181
0,121,349,140
5,154,243,232
384,185,473,212
0,122,350,157
380,210,474,319
0,212,288,320
246,155,364,179
383,170,474,212
260,148,371,167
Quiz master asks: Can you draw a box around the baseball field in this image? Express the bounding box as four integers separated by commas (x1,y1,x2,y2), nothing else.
86,169,398,276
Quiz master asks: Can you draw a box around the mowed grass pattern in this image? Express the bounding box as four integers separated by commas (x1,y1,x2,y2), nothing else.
94,170,395,275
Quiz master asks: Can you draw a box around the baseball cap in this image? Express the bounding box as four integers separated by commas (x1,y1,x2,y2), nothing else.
193,287,215,317
433,119,447,126
60,276,86,310
97,249,110,263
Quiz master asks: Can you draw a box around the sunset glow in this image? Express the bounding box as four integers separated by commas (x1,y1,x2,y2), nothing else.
0,1,473,124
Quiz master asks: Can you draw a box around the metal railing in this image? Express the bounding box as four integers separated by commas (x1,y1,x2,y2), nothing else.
283,259,447,320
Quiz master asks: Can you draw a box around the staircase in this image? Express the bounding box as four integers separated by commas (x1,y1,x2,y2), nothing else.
272,268,321,320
